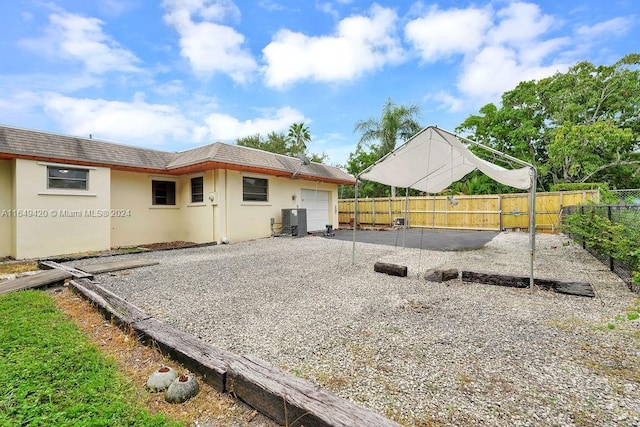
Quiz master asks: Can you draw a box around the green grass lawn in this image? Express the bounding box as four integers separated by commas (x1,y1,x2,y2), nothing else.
0,290,182,427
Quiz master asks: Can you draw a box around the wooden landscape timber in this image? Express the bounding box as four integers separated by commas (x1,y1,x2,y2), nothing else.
0,269,71,295
75,259,160,275
461,270,595,297
70,278,150,325
68,278,401,426
0,258,157,296
134,317,240,393
228,355,401,427
374,262,408,277
424,268,459,282
39,260,94,279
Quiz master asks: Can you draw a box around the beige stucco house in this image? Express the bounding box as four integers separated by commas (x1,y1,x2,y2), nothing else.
0,125,355,259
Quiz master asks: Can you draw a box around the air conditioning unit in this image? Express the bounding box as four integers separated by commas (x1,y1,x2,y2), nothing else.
282,208,307,237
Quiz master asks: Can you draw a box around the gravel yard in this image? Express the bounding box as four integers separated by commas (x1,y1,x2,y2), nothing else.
76,232,640,426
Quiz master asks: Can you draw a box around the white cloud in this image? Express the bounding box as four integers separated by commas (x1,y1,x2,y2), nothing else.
404,6,492,62
163,0,257,82
429,91,465,113
258,0,285,12
576,17,633,38
98,0,138,16
20,12,140,74
163,0,240,22
152,79,186,95
202,107,306,141
42,94,193,146
406,1,571,106
262,4,403,88
488,1,555,46
457,46,564,99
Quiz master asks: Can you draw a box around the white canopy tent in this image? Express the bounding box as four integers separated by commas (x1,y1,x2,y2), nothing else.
352,126,538,287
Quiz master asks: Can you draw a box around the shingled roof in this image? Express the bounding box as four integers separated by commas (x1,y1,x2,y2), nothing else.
0,125,355,185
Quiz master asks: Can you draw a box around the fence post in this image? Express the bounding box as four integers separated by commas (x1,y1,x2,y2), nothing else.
581,206,586,249
372,199,376,227
608,206,614,272
498,195,503,231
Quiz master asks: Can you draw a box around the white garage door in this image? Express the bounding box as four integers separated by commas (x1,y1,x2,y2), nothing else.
301,189,330,232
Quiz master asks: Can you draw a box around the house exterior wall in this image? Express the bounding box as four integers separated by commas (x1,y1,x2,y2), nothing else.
12,159,111,259
220,170,339,243
4,162,341,259
110,170,184,247
0,160,13,257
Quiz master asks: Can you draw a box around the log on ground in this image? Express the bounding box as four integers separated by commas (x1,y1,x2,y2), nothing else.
424,268,459,282
0,269,71,295
461,271,594,297
374,262,408,277
39,260,94,279
227,355,401,427
69,278,150,325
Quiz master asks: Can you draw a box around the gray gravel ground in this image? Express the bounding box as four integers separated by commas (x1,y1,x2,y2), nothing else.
74,232,640,426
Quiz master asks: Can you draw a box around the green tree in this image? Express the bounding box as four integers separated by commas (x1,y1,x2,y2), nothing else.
354,98,422,158
237,132,288,154
457,54,640,191
346,98,422,197
236,124,327,163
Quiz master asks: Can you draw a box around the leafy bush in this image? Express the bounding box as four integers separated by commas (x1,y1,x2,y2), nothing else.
550,182,609,192
551,182,621,204
563,208,640,277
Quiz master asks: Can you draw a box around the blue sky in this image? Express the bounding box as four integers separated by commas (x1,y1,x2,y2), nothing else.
0,1,637,167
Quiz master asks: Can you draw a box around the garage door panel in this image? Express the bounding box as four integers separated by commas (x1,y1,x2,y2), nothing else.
301,189,329,231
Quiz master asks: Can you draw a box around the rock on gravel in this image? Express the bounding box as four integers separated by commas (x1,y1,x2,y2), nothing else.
76,232,640,426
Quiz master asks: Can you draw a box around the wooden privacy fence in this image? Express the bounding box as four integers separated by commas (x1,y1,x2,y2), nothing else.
338,190,600,233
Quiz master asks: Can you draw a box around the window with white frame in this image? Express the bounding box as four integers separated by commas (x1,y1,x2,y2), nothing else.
242,176,268,202
152,180,176,205
47,166,89,190
191,176,204,203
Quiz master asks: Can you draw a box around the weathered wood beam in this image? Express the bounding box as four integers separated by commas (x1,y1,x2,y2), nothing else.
228,355,402,427
133,317,240,393
374,262,408,277
424,268,459,282
69,278,149,325
39,260,94,279
70,278,404,424
461,271,595,297
0,269,71,295
69,278,238,392
77,259,159,275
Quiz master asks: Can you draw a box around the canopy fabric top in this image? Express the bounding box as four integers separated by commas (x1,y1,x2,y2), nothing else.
359,126,532,193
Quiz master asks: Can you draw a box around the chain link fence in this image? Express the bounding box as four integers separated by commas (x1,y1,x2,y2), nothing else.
611,189,640,204
561,204,640,293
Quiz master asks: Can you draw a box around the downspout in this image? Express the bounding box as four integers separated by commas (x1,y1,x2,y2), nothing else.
224,169,229,242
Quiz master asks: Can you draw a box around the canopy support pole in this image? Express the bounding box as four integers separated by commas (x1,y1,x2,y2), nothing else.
403,189,409,248
529,168,537,289
351,179,359,266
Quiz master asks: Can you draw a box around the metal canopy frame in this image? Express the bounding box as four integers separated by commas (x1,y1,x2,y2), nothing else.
351,128,537,289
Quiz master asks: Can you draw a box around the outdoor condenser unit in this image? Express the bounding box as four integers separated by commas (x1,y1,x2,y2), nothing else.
282,208,307,237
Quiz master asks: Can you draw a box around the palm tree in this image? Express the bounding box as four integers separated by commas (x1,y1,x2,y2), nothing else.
287,122,311,156
353,98,422,196
354,98,422,158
